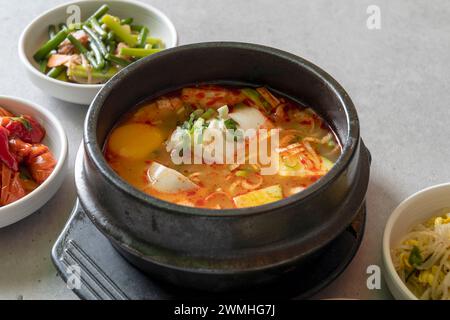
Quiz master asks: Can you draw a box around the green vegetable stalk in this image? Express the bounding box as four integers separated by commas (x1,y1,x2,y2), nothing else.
130,34,163,47
130,25,144,32
34,4,165,83
242,88,271,111
46,66,65,78
105,53,130,67
33,29,68,61
82,25,108,56
119,47,162,58
57,70,68,82
120,17,133,25
107,31,115,42
89,18,107,39
101,14,137,47
137,26,149,48
67,65,118,80
67,34,99,69
89,41,105,70
86,4,109,22
39,59,48,73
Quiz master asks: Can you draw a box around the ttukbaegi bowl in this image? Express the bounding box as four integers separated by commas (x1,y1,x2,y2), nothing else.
383,183,450,300
18,0,178,105
77,42,371,291
0,96,68,228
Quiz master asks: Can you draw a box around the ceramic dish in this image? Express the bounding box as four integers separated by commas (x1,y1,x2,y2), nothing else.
0,96,68,228
18,0,178,105
383,183,450,300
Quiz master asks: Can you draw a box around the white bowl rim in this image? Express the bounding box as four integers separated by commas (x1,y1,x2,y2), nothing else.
18,0,178,90
382,182,450,300
0,95,68,213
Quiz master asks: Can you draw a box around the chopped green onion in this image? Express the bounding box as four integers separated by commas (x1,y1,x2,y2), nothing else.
200,108,216,120
242,88,271,111
10,116,32,131
224,118,238,130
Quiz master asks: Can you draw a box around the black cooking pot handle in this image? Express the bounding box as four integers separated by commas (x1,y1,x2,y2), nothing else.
53,199,130,300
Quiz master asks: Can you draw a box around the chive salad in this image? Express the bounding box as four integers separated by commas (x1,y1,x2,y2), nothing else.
33,4,164,84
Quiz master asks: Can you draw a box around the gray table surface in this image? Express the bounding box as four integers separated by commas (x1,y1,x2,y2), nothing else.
1,0,449,300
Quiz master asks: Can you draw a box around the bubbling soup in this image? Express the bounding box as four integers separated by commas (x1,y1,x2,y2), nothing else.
104,85,341,209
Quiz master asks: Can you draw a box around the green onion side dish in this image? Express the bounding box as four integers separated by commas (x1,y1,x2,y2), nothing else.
33,4,164,84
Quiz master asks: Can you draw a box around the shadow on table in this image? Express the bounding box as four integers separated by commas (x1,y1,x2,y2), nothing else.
312,174,402,300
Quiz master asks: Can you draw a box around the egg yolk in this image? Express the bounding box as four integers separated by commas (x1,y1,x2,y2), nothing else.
108,123,163,160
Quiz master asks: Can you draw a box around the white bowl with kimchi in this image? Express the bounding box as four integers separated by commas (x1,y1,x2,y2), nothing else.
0,96,67,228
383,183,450,300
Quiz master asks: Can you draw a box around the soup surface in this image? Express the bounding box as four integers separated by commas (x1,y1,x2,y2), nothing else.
104,85,341,209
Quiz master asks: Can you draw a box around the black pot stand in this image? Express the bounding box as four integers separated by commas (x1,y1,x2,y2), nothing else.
51,199,366,300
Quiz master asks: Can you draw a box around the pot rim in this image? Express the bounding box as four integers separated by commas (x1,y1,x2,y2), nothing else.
84,41,360,217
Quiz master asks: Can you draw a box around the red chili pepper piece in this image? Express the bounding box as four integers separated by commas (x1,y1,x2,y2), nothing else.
0,126,18,171
3,115,46,143
23,115,46,143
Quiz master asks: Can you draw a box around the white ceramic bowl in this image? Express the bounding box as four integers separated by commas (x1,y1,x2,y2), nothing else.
382,183,450,300
18,0,178,105
0,96,68,228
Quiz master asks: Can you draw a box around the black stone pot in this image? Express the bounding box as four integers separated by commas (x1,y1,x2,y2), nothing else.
78,42,371,292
